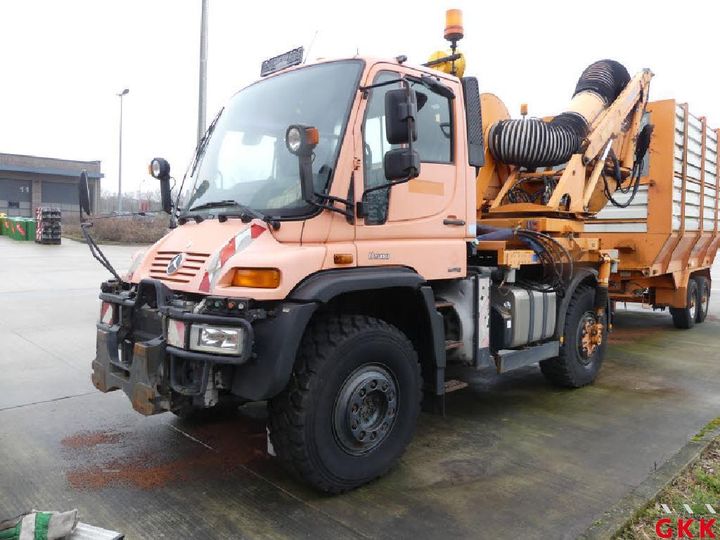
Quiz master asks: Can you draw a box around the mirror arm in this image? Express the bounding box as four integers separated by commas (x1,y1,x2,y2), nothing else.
80,222,124,284
310,192,355,220
359,77,406,98
362,174,415,198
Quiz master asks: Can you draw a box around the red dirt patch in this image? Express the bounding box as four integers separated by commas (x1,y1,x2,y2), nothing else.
65,417,268,491
61,430,123,449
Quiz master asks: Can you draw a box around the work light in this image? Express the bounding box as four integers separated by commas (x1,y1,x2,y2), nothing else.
285,125,319,156
149,157,170,180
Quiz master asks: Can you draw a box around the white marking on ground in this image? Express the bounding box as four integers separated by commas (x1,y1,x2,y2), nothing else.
167,423,214,450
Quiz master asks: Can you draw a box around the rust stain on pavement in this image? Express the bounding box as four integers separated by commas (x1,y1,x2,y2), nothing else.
64,414,269,491
61,430,123,449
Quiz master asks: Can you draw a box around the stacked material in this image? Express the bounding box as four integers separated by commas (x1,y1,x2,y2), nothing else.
35,207,62,245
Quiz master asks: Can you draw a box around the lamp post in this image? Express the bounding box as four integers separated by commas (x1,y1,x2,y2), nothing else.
197,0,208,144
117,88,129,213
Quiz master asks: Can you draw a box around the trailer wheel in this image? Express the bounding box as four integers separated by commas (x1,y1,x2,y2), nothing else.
695,276,710,324
670,279,699,329
540,285,607,388
268,315,422,493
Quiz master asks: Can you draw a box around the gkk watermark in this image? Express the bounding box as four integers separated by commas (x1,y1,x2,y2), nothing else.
654,504,718,538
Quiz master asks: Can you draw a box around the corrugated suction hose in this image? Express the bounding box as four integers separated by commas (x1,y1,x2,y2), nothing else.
488,60,631,169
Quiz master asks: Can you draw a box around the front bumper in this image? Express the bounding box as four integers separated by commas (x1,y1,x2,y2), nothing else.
91,279,254,415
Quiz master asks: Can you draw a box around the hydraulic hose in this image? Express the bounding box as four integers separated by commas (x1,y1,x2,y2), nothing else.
488,60,631,169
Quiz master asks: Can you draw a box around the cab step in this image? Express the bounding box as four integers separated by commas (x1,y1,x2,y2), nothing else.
444,379,469,393
445,340,463,351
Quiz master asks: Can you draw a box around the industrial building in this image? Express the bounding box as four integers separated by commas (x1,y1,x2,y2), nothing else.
0,153,102,217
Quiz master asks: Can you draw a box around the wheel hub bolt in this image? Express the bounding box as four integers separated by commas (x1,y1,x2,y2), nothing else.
359,431,366,440
370,431,377,440
370,380,377,389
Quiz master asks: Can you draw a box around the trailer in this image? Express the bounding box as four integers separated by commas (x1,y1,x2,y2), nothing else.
80,9,717,493
584,100,718,326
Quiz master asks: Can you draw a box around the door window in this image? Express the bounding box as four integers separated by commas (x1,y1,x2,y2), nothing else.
362,71,453,224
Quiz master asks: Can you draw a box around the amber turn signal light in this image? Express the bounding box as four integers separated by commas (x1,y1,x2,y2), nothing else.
333,253,354,265
231,268,281,288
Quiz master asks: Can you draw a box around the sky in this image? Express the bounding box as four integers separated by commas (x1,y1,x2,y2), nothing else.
0,0,718,196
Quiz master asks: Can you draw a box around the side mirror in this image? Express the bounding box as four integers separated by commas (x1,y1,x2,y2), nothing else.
384,148,420,181
78,170,91,215
385,88,418,145
149,158,173,214
285,125,319,203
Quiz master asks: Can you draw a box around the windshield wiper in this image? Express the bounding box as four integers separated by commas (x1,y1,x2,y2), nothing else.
182,200,280,230
188,199,240,212
189,108,224,178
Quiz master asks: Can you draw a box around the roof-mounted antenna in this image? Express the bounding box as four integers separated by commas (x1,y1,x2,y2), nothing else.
303,30,319,64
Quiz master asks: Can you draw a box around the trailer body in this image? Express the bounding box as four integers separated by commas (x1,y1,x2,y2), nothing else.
584,100,718,311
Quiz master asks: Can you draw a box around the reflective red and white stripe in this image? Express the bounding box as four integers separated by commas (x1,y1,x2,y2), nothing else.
199,223,265,292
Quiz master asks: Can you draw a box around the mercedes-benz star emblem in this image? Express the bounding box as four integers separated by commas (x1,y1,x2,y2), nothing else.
166,253,184,275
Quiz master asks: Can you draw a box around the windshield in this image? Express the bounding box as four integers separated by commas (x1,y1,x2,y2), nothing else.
186,60,363,217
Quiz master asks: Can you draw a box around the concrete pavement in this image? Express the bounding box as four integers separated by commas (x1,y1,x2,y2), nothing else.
0,236,719,539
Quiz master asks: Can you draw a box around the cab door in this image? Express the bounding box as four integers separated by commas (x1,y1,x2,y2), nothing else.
353,63,468,280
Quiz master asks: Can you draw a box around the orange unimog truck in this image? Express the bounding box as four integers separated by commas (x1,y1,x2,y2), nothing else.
81,10,716,493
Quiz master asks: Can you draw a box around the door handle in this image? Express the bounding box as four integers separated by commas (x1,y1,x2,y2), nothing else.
443,217,466,226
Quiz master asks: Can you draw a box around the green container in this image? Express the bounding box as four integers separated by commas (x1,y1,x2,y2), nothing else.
5,217,16,240
10,217,22,240
25,218,36,241
8,217,31,241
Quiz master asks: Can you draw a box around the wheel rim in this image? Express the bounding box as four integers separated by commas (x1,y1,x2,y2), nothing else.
701,284,710,316
332,364,398,456
577,311,602,364
690,293,698,320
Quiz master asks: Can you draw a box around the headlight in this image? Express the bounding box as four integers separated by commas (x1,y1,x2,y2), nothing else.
189,324,244,355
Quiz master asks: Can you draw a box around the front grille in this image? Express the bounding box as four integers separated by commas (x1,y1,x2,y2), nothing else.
148,251,210,284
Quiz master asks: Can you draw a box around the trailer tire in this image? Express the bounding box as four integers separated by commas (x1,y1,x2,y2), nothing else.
540,285,607,388
670,279,698,329
268,315,422,494
695,276,710,324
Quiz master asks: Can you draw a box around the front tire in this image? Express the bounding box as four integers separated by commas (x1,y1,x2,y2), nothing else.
268,315,422,494
670,278,699,329
540,285,608,388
